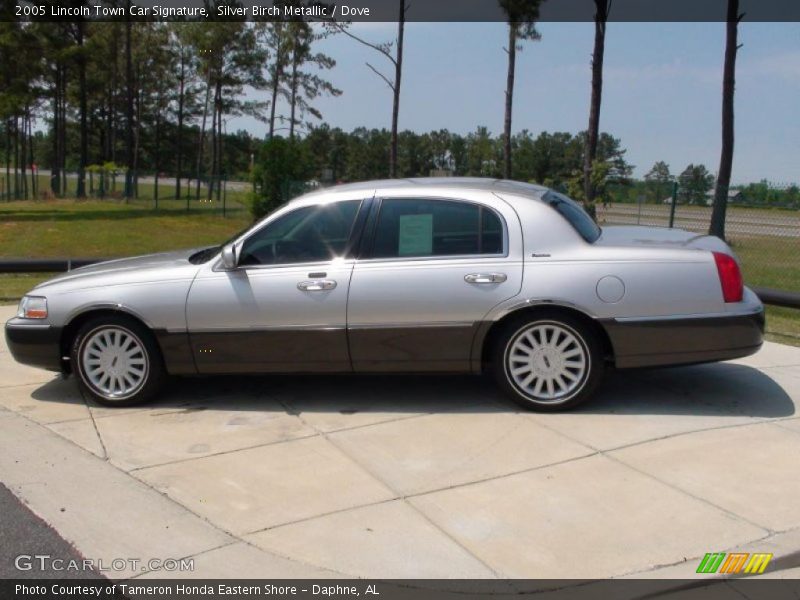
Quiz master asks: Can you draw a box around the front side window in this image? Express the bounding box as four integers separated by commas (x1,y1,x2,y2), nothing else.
239,200,361,266
371,198,504,259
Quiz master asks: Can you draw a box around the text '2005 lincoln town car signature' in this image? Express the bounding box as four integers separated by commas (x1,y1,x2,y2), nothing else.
5,178,764,411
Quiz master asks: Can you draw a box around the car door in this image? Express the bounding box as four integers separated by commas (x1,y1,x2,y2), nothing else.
186,198,367,373
347,193,524,372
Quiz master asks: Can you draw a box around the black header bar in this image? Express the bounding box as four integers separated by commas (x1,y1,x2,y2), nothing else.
9,0,800,23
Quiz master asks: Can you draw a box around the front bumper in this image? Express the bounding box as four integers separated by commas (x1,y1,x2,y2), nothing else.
603,307,765,369
4,318,63,372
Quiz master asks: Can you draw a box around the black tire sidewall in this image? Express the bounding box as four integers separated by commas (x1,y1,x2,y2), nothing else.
492,313,604,412
71,315,164,407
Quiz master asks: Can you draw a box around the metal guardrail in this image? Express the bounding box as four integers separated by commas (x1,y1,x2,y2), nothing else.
1,258,798,308
0,258,111,273
752,287,800,309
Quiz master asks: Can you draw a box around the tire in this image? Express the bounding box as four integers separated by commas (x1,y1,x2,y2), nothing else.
70,315,165,407
491,312,604,412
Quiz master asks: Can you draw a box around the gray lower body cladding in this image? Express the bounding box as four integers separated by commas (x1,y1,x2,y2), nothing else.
6,310,765,376
601,309,765,369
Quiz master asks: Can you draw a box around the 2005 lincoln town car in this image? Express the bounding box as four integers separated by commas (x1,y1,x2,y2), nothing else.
5,179,764,411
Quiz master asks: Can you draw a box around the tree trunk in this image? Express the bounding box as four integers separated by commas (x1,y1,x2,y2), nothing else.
76,21,88,198
154,95,161,209
125,14,134,199
268,42,283,139
14,116,20,199
195,73,211,202
289,48,299,140
20,113,28,199
216,93,223,202
59,68,67,195
208,83,219,202
709,0,740,241
27,108,35,199
133,81,142,199
51,66,60,196
176,50,185,200
583,0,608,211
389,0,405,178
110,26,118,164
503,24,517,180
4,119,10,200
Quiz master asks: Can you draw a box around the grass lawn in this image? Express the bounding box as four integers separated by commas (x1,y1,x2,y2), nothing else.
0,199,251,258
0,198,252,302
731,236,799,294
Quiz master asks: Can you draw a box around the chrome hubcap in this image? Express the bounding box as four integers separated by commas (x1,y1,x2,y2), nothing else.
81,326,148,400
506,322,588,403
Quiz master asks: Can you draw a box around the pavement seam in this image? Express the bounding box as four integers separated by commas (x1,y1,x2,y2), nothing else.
275,395,506,580
771,420,800,436
123,460,355,578
603,452,774,535
125,430,323,473
78,388,109,460
242,450,602,537
1,409,347,579
599,416,780,454
611,530,777,578
124,408,468,473
613,523,800,579
124,540,240,580
126,537,349,580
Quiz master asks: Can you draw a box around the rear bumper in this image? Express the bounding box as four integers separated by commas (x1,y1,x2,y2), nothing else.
4,318,63,372
603,307,765,369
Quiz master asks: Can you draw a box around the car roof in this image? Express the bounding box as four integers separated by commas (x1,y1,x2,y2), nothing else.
296,177,550,202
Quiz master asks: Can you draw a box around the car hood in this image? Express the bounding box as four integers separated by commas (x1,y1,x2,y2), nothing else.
34,248,209,291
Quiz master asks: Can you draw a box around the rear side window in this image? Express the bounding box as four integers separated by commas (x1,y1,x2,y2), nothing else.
372,198,504,259
542,191,601,243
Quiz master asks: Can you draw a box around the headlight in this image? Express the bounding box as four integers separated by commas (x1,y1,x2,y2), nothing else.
17,296,48,319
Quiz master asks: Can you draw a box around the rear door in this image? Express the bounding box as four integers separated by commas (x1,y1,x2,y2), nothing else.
347,193,523,372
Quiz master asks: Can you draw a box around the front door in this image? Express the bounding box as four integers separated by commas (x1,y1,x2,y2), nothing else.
347,195,523,372
186,199,364,373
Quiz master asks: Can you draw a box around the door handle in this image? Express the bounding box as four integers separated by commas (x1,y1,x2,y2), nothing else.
297,279,337,291
464,273,507,284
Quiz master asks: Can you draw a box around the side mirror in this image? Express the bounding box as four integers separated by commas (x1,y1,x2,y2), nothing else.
220,243,238,270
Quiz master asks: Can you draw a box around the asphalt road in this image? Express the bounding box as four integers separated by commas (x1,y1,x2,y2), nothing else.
601,203,800,237
31,169,251,193
0,482,103,580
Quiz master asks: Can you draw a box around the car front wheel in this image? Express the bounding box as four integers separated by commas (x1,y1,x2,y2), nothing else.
71,316,164,407
493,313,604,411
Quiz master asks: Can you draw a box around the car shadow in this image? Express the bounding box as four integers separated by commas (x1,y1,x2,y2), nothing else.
28,362,796,419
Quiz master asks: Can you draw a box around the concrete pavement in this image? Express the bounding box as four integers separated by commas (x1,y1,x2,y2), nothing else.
2,303,800,580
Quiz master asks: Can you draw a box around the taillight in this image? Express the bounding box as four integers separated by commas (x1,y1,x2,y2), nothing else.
713,251,743,303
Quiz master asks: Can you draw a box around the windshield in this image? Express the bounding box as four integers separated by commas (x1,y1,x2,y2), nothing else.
541,191,601,243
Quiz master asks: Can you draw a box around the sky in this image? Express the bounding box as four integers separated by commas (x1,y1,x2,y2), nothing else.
231,21,800,184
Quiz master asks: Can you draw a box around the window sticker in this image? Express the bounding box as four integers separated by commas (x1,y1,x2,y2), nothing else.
398,213,433,256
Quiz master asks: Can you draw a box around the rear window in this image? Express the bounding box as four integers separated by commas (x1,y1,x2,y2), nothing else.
542,191,601,243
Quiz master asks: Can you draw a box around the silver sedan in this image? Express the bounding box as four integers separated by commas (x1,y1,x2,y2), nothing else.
5,178,764,411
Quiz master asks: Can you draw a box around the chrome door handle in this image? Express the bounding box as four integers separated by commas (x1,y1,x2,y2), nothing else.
297,279,337,291
465,273,507,284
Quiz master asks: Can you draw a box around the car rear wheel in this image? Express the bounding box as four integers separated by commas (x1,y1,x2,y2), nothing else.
71,316,164,407
492,313,604,411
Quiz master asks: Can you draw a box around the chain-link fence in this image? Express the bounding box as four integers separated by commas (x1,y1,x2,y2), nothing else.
0,170,251,216
601,182,800,294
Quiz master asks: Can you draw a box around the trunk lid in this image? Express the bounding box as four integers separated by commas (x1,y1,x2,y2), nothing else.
596,225,734,256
